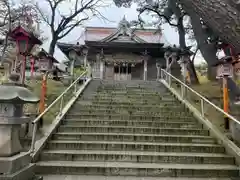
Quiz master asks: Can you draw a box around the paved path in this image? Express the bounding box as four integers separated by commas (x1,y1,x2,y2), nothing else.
42,175,232,180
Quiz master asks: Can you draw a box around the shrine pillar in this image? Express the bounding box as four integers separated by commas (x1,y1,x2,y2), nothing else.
143,57,148,81
100,61,104,79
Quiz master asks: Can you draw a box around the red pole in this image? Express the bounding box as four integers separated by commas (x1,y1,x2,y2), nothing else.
21,55,26,85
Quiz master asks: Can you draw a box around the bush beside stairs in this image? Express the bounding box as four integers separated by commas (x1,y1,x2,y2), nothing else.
35,80,240,179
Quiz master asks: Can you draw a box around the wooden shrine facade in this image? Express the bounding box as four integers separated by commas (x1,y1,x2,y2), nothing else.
58,17,169,81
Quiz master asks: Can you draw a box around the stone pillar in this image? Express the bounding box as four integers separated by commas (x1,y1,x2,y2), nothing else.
87,62,92,78
83,50,88,68
0,80,41,180
100,61,104,79
156,62,161,80
144,58,148,81
70,59,75,82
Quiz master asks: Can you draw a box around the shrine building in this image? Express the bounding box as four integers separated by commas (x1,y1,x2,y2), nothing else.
58,17,170,81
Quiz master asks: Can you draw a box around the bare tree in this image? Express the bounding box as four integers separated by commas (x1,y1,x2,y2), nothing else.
0,0,12,63
34,0,108,55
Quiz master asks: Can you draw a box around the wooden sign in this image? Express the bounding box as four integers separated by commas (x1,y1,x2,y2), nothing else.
39,58,50,71
234,61,240,76
216,64,233,79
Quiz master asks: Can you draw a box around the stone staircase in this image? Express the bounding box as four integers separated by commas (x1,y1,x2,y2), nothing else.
35,80,240,178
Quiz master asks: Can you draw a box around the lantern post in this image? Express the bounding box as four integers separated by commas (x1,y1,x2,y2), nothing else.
214,56,234,129
69,50,77,83
82,46,88,69
8,26,42,85
156,62,161,80
178,47,193,85
37,49,55,116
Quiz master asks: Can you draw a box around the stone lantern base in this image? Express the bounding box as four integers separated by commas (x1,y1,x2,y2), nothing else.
0,124,23,157
0,119,42,180
0,152,42,180
0,83,41,180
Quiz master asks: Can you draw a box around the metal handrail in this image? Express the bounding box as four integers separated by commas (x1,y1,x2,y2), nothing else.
29,71,88,154
160,69,240,125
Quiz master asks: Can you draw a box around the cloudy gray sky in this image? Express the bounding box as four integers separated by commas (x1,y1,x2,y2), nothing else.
38,1,204,64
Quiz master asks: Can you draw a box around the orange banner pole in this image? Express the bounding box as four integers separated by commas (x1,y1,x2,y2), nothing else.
223,77,229,129
39,73,48,114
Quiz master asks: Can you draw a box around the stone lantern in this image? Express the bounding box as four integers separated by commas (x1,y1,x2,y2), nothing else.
164,45,181,78
0,76,40,179
156,61,161,80
178,47,193,84
69,49,78,83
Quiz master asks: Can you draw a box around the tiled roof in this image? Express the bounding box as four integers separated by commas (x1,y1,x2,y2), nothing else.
84,27,170,45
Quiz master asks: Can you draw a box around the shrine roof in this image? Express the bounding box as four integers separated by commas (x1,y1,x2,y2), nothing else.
85,26,170,45
84,16,170,45
85,41,165,57
37,48,59,63
58,17,171,58
85,40,164,48
57,42,86,57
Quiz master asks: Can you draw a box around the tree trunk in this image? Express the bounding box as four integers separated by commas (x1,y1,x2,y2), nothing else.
188,60,199,84
165,0,199,84
49,37,58,56
188,8,218,80
177,17,199,84
180,0,240,53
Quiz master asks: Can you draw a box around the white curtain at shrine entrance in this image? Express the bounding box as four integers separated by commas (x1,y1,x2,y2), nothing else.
114,64,132,81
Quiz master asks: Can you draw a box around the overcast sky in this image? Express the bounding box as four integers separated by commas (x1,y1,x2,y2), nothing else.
39,2,204,64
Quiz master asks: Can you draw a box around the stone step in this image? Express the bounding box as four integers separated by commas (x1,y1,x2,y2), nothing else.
70,107,189,113
57,125,208,136
36,161,239,177
65,114,194,120
72,104,187,110
67,110,191,116
45,140,225,153
65,117,197,123
90,95,172,100
61,119,201,128
40,150,234,165
38,175,236,180
52,132,215,144
97,86,163,90
92,92,172,96
86,101,181,106
92,91,173,97
89,98,177,102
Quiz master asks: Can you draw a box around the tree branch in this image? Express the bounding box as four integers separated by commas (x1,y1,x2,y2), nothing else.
58,16,89,39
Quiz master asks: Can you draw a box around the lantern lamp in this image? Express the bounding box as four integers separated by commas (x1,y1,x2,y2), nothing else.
156,62,161,68
82,47,88,55
8,26,42,85
69,50,78,61
9,26,42,56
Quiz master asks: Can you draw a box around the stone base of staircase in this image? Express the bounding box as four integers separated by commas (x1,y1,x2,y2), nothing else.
0,163,42,180
41,175,235,180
